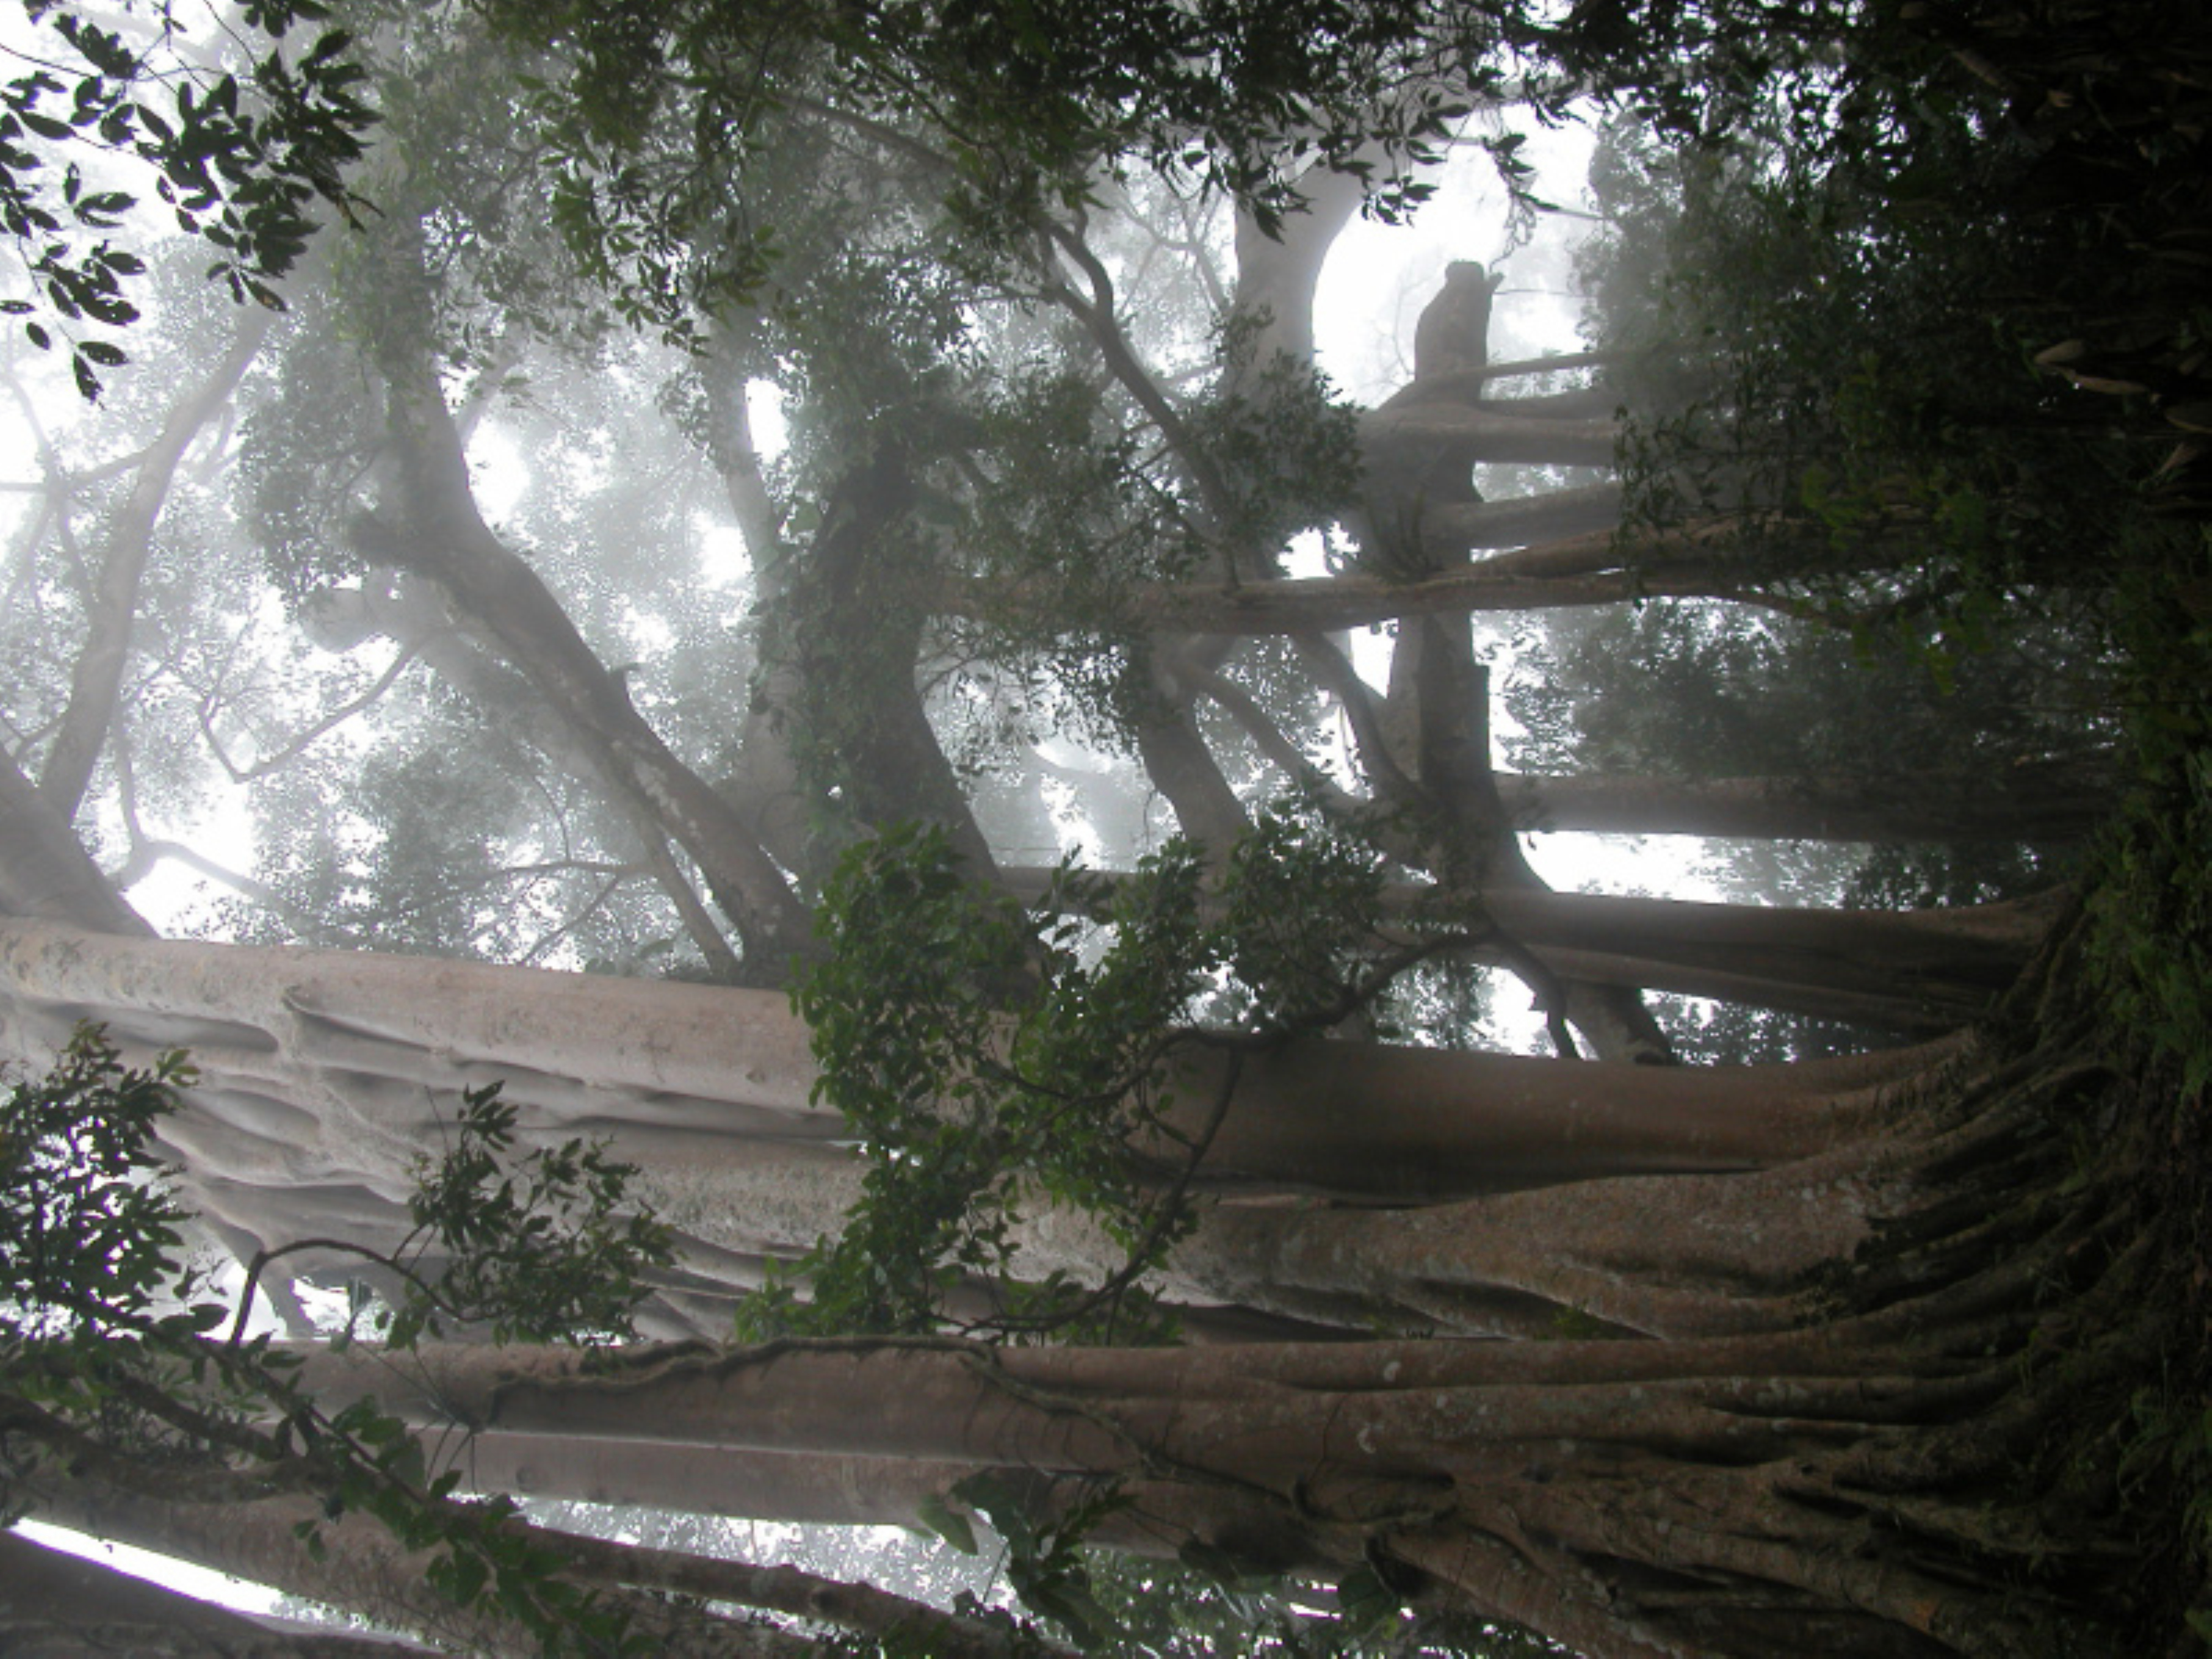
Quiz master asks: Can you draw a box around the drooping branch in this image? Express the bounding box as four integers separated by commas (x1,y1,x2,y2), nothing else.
927,529,1815,634
200,642,420,784
1501,757,2116,844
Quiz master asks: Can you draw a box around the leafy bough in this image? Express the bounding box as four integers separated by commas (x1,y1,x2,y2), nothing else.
743,803,1492,1344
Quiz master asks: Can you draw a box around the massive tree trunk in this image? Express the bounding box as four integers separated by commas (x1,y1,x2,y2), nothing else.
0,915,1892,1340
284,957,2157,1659
0,745,2172,1659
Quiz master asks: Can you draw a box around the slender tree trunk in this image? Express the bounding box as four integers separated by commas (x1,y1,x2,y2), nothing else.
1501,758,2114,843
784,446,1000,874
1133,688,1252,849
0,1526,431,1657
39,311,272,821
1001,854,2049,1030
1357,403,1619,468
697,343,815,877
936,546,1763,634
448,1432,1318,1566
364,368,812,967
1485,886,2052,1032
353,231,813,971
1430,479,1623,550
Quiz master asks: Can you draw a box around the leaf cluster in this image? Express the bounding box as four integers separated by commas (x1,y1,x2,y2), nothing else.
745,802,1420,1343
1574,0,2212,624
1189,314,1364,562
919,1472,1133,1650
3,2,376,397
0,1028,200,1346
369,1082,677,1349
0,1028,670,1654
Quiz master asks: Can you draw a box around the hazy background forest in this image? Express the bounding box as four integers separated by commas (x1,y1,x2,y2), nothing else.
2,0,2208,1653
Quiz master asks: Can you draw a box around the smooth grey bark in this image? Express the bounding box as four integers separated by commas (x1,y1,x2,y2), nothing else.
39,311,273,822
1134,688,1253,849
0,1527,431,1657
1430,479,1623,549
1500,758,2114,843
1481,886,2049,1033
1357,401,1618,468
0,748,154,934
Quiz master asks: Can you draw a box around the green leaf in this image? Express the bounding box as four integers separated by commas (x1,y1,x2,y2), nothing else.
917,1491,978,1554
1334,1563,1401,1635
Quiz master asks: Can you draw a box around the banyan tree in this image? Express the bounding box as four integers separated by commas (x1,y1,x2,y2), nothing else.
2,0,2205,1653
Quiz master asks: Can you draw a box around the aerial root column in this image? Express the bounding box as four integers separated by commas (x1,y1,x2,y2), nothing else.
1177,1138,1893,1338
284,1327,2111,1655
1172,1039,1869,1200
